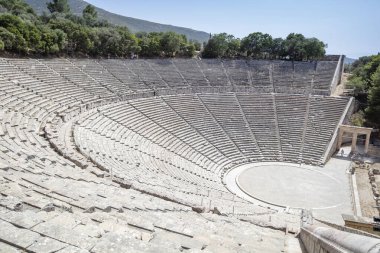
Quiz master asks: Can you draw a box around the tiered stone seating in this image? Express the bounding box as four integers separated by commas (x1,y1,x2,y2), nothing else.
70,59,133,95
7,58,98,104
246,60,273,91
163,94,246,163
124,60,169,89
236,93,282,160
72,94,350,208
129,98,228,169
199,93,262,160
198,59,231,86
302,96,349,164
40,58,117,99
0,57,348,252
98,59,151,91
313,61,337,92
148,59,189,88
275,94,308,163
172,59,210,87
273,61,294,91
223,60,251,87
293,61,315,91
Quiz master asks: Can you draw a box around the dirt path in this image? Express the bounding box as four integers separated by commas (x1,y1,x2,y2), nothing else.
333,73,350,96
356,167,379,217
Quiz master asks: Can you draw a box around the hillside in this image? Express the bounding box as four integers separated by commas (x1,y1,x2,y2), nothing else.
24,0,210,42
344,57,357,65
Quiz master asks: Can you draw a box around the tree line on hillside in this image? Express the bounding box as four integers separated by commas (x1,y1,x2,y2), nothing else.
0,0,200,57
202,32,326,60
346,54,380,129
0,0,326,60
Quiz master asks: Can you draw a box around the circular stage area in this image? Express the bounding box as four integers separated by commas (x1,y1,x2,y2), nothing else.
234,163,346,209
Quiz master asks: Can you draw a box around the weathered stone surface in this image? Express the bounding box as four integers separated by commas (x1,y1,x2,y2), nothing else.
32,223,96,250
0,210,56,229
0,220,41,249
151,231,203,251
56,246,90,253
0,196,23,211
42,203,55,212
0,242,21,253
27,236,67,253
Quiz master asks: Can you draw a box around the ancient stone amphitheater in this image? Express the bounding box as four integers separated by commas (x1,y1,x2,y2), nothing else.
0,57,379,252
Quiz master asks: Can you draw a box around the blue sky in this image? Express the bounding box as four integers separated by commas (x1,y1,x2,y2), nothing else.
85,0,380,59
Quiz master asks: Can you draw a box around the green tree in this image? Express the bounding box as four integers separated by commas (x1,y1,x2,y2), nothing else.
365,65,380,128
303,38,326,60
0,27,16,50
202,33,239,58
348,54,380,91
190,40,201,51
225,37,240,58
240,32,273,58
0,14,29,53
137,32,162,57
38,27,67,54
83,4,97,26
47,0,70,14
270,38,285,59
284,33,306,60
160,31,183,57
0,0,35,16
181,43,195,57
350,111,365,127
0,39,4,51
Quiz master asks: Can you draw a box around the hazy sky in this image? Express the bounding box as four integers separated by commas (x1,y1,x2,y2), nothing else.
85,0,379,59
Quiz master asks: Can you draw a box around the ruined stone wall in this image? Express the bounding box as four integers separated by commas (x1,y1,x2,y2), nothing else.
322,97,355,164
330,55,345,95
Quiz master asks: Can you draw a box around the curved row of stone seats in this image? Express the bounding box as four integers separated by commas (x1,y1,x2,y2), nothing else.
1,101,214,217
76,93,349,170
275,94,309,163
75,127,240,213
246,60,273,89
0,58,339,96
147,59,189,88
0,200,291,253
0,57,346,252
129,97,231,169
313,61,337,91
39,58,117,99
98,59,153,91
293,61,315,90
236,93,282,160
6,58,102,105
0,78,68,135
273,61,294,89
197,93,262,160
2,157,246,253
73,110,260,213
163,94,247,165
76,124,215,187
197,60,231,87
72,93,349,216
302,96,349,165
0,103,264,221
223,60,251,86
125,60,170,89
73,104,279,213
70,59,135,95
92,102,223,172
172,59,210,86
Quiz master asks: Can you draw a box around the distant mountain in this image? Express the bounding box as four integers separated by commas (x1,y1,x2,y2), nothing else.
344,57,357,65
24,0,210,43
